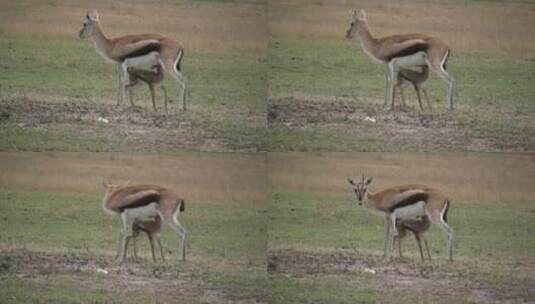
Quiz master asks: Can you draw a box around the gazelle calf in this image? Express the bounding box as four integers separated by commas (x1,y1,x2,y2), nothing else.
394,65,431,111
346,9,455,110
124,216,165,262
126,64,168,113
79,10,188,111
395,216,432,261
347,176,453,261
101,181,186,263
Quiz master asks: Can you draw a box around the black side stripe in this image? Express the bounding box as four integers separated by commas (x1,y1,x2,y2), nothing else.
386,192,429,213
119,193,160,212
119,43,162,61
387,43,429,61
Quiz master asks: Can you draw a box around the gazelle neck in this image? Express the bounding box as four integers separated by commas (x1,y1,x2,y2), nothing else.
363,190,380,210
91,23,114,63
356,22,382,64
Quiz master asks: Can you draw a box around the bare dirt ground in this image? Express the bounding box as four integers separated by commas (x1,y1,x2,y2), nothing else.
0,98,257,152
268,96,535,152
0,248,265,304
267,249,535,303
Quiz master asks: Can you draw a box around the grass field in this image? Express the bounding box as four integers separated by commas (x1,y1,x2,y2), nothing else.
0,0,268,152
267,0,535,152
0,152,267,303
267,152,535,303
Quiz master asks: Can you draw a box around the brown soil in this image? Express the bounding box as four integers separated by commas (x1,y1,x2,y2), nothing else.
0,98,256,152
268,96,535,152
0,248,265,304
268,249,534,303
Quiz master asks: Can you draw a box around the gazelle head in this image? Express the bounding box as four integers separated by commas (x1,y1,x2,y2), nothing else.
345,9,367,39
101,179,129,196
79,10,99,39
347,176,373,205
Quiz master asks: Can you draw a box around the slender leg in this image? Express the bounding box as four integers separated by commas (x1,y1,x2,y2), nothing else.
399,83,407,109
132,233,138,259
397,236,403,258
426,208,454,261
116,64,123,106
163,58,188,112
414,233,425,262
127,85,135,108
391,82,397,109
115,218,123,259
387,60,399,109
390,212,399,236
156,235,165,262
149,85,156,111
413,84,424,111
422,88,432,110
167,222,187,261
383,216,394,260
124,235,133,262
160,86,168,115
384,65,390,107
423,236,432,260
433,67,455,110
119,212,130,263
148,234,156,262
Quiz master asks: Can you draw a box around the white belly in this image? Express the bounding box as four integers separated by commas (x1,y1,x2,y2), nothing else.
123,202,160,219
392,201,426,220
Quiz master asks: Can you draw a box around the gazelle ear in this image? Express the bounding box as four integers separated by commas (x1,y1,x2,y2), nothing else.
357,9,367,21
122,180,130,187
347,178,355,185
88,10,99,21
102,179,110,189
365,177,373,185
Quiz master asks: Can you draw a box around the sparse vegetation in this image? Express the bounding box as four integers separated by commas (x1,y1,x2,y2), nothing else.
0,152,267,303
267,1,535,152
267,152,535,303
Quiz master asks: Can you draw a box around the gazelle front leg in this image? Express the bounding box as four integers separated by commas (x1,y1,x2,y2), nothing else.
383,215,392,260
383,65,391,107
118,211,132,263
116,64,125,106
387,60,400,109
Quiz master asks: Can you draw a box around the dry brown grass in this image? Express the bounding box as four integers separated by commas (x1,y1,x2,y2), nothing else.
269,0,535,56
0,151,266,205
0,0,267,53
268,152,535,206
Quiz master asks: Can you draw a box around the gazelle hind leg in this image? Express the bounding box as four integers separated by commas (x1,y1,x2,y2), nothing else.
399,83,407,109
426,205,454,261
116,64,124,106
387,60,398,109
161,58,188,111
422,88,432,110
160,86,168,114
413,84,424,111
383,65,391,107
156,235,165,262
383,216,392,260
149,85,156,111
148,234,156,262
118,212,131,263
428,53,455,110
396,236,403,258
414,233,425,262
161,209,187,261
423,236,432,260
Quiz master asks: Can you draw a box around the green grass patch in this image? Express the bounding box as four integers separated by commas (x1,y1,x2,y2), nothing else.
268,190,535,260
